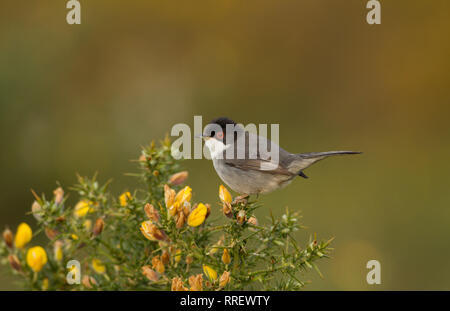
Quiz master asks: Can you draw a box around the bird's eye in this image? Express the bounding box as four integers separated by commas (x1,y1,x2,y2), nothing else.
210,131,215,137
216,131,224,139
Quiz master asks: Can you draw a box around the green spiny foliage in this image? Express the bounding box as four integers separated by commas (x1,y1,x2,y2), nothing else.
0,138,333,290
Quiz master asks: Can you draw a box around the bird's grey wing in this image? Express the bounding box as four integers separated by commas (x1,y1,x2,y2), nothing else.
223,132,294,176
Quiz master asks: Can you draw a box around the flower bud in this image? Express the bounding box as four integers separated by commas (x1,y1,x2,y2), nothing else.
161,250,170,265
26,246,48,272
168,171,189,186
144,203,160,222
176,211,185,229
248,216,258,226
8,255,21,272
236,210,247,225
183,201,191,216
222,249,231,265
31,201,42,222
222,202,233,218
53,187,64,205
2,228,13,248
14,222,32,249
219,271,230,287
82,275,97,288
54,240,63,262
185,255,193,265
152,256,165,274
139,154,147,162
219,185,232,204
142,265,159,282
174,249,182,263
93,218,105,236
83,219,92,231
42,278,49,291
45,227,58,240
202,265,218,281
188,274,203,291
205,203,211,219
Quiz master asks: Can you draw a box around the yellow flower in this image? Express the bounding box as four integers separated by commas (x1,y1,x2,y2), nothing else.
222,249,231,265
187,203,208,227
219,185,232,204
54,241,63,262
140,221,166,241
174,249,182,263
119,192,132,207
203,265,218,281
175,186,192,203
173,186,192,211
74,200,94,218
83,219,92,231
42,278,49,291
26,246,48,272
14,222,32,249
209,237,223,256
92,259,106,274
140,221,155,240
71,234,79,240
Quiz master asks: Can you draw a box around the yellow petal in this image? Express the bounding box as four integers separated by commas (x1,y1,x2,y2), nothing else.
202,265,218,281
174,249,182,263
187,203,208,227
219,185,232,204
14,222,32,249
119,192,132,207
174,186,192,206
26,246,48,272
42,278,49,291
74,200,94,218
92,258,106,274
54,241,63,262
140,221,155,240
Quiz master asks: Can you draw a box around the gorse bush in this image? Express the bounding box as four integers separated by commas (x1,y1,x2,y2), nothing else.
0,138,333,290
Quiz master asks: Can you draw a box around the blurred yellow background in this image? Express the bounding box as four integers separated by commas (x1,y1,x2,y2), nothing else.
1,0,449,290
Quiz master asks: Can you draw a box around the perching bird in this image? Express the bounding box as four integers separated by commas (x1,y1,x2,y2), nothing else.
199,117,361,195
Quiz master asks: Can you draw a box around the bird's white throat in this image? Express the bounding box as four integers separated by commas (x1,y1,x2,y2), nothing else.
204,138,231,159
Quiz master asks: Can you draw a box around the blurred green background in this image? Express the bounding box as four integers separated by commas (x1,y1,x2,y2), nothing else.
1,0,449,290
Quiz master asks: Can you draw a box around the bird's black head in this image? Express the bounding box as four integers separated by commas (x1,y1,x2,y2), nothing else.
203,117,240,142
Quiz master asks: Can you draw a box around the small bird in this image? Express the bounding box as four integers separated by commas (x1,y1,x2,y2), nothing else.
200,117,361,195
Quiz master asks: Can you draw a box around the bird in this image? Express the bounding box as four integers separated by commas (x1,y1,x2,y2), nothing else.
199,117,361,195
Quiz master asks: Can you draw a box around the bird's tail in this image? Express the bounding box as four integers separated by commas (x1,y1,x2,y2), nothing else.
287,151,362,177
